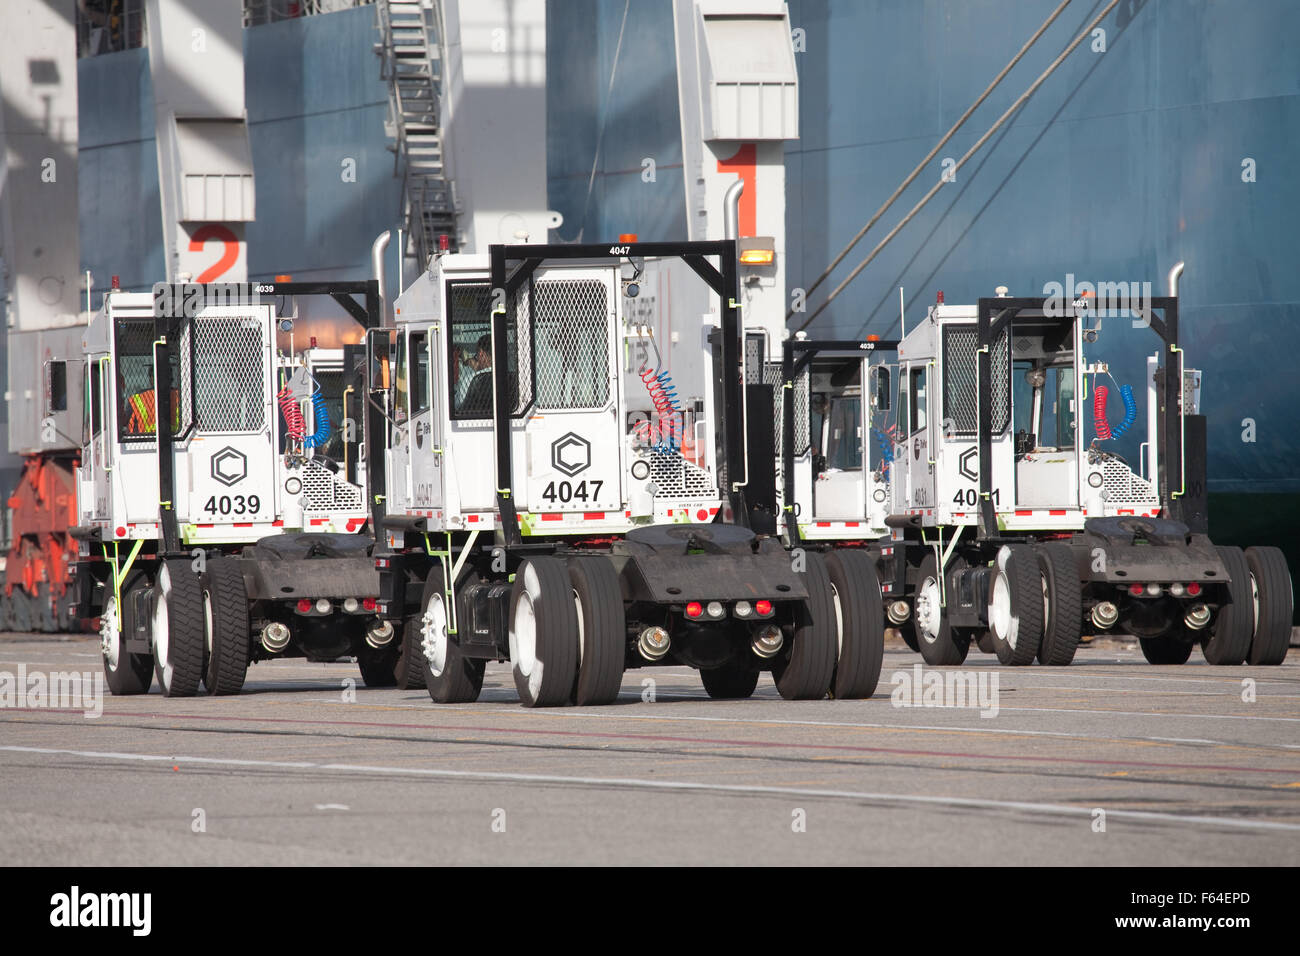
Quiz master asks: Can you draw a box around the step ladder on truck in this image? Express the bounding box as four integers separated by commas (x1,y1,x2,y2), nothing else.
373,239,878,706
69,281,397,697
871,268,1291,667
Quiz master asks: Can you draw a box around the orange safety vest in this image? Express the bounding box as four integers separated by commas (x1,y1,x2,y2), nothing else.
126,389,181,434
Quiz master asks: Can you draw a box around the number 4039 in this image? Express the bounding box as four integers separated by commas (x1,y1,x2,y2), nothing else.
203,494,261,516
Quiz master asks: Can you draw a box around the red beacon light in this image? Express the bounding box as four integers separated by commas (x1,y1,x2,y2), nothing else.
685,601,704,619
935,290,944,304
755,599,773,616
438,234,450,252
111,275,120,290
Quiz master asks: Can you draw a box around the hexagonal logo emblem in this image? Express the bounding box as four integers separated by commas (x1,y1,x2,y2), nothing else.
958,447,979,482
551,432,591,477
211,446,248,487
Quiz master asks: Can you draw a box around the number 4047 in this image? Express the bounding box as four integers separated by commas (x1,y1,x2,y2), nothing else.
541,480,603,504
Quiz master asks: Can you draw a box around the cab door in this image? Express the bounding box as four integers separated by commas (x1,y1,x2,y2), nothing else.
903,361,936,511
409,325,443,511
79,356,111,522
520,267,622,515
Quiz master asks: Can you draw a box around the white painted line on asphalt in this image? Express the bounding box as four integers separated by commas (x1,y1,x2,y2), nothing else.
3,744,1298,834
990,705,1300,723
469,707,1293,749
989,671,1297,688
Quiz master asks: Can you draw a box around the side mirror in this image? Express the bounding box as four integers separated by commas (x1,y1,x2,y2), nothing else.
365,327,395,391
871,366,891,412
44,360,69,416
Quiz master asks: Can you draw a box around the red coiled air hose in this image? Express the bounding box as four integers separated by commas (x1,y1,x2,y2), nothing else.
1093,384,1112,440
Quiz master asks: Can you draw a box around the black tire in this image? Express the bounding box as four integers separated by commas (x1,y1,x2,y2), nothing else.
417,567,484,704
508,557,579,707
1139,632,1193,665
568,557,626,706
1034,543,1082,666
912,552,970,666
975,630,995,655
356,643,400,687
102,575,153,696
988,544,1043,666
36,582,56,632
11,588,32,633
201,558,250,696
1201,546,1253,665
700,662,760,699
1245,546,1293,666
824,550,885,698
900,622,919,652
152,560,205,697
394,611,428,690
772,552,837,700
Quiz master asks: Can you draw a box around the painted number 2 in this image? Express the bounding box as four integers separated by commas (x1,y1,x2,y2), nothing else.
188,224,239,282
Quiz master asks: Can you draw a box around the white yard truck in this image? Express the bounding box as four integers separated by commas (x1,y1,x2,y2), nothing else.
69,281,395,697
874,272,1292,666
372,240,867,706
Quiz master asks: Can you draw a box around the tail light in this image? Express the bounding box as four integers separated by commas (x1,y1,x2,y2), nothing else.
685,602,703,619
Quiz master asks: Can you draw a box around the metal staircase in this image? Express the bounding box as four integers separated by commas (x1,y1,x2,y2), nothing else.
375,0,458,269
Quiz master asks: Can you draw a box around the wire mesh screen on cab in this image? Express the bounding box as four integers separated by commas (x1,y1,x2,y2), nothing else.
943,326,1010,435
532,279,610,409
113,315,265,441
191,315,266,433
449,279,611,418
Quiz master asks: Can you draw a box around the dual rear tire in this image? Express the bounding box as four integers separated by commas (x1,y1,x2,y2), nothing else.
508,556,626,708
988,544,1043,666
771,552,838,700
824,550,885,699
152,560,206,697
201,558,250,696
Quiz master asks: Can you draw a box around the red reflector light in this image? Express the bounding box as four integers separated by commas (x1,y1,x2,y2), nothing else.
363,597,377,611
1128,584,1145,596
297,598,313,613
1186,582,1201,596
755,600,773,616
685,602,703,619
